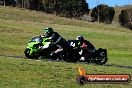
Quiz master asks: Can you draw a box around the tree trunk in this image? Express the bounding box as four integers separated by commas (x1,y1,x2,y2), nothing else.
4,0,5,6
98,10,100,23
22,0,24,8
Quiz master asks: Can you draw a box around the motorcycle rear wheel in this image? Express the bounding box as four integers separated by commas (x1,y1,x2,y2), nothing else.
94,48,108,65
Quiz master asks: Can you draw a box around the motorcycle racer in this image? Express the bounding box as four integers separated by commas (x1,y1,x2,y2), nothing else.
41,27,68,58
76,35,96,61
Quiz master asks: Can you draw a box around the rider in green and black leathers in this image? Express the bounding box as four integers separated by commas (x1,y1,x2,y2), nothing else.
42,27,68,58
44,27,67,48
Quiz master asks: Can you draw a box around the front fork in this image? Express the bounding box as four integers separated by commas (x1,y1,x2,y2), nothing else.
27,47,40,56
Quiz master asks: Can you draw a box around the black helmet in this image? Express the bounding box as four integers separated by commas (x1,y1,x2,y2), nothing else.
76,35,84,41
43,27,53,35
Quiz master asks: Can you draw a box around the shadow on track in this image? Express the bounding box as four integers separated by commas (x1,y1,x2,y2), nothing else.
0,55,132,69
104,64,132,69
0,55,25,59
47,59,132,69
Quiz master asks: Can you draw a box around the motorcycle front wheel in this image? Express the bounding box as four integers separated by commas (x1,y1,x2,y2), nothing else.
24,48,40,59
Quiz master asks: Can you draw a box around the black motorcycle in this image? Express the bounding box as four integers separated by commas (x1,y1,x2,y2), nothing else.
63,40,108,65
83,48,107,65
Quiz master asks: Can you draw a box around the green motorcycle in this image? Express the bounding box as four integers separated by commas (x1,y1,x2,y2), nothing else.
24,35,54,59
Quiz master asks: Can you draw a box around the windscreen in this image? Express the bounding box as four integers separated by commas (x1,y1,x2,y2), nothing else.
30,36,42,43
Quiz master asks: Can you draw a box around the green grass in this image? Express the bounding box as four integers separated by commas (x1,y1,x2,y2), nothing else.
0,57,132,88
0,6,132,88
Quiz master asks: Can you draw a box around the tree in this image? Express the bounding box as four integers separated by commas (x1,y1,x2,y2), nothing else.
119,7,132,30
2,0,16,6
91,4,115,24
95,0,101,23
39,0,89,18
3,0,89,19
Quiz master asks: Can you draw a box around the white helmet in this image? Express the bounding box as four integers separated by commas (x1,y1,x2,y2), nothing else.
76,35,84,41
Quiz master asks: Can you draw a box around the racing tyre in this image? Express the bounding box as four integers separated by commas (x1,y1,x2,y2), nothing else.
24,48,40,59
94,48,108,65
